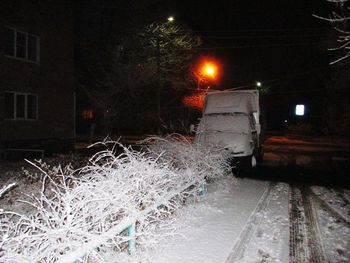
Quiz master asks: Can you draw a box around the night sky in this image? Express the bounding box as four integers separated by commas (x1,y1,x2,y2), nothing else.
160,0,333,129
168,0,332,87
76,0,332,86
75,0,335,131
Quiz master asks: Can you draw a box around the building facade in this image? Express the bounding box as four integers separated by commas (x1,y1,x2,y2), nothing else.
0,0,75,155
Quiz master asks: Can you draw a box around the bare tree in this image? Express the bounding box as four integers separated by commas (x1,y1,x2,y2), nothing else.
312,1,350,136
314,0,350,65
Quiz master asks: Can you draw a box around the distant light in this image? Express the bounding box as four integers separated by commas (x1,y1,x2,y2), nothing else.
167,16,174,22
295,104,305,116
284,119,288,123
256,81,262,87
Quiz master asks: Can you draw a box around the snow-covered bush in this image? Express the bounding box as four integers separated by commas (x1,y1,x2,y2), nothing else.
144,134,230,181
20,154,88,182
0,136,229,262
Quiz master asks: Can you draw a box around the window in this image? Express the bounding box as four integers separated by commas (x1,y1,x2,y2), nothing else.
3,27,40,63
4,92,38,120
4,28,15,56
83,110,94,120
4,93,14,118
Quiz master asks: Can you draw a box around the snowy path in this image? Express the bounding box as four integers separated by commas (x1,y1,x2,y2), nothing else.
148,177,289,263
114,176,349,263
227,182,289,263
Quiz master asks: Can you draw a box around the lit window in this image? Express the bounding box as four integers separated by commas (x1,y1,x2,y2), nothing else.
4,27,40,63
4,92,38,120
295,104,305,116
83,110,94,119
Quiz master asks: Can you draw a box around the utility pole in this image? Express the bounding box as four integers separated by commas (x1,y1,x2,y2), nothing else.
156,35,161,135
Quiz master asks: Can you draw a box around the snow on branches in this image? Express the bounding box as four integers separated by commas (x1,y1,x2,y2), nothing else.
0,183,16,199
314,0,350,65
0,136,229,262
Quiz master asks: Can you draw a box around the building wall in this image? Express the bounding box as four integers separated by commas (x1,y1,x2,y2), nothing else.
0,0,75,153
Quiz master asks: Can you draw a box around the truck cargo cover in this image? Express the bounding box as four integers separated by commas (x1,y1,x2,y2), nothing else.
203,90,259,115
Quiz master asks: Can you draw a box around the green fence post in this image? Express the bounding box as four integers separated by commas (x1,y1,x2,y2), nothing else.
127,222,136,253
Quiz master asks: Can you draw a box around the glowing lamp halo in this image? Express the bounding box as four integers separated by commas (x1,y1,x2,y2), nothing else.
196,57,222,82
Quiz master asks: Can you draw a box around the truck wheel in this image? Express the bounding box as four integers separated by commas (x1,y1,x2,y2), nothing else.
247,155,257,175
256,147,264,163
251,154,257,168
235,155,256,176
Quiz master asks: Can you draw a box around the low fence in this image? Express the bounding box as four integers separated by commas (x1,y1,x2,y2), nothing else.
57,178,207,263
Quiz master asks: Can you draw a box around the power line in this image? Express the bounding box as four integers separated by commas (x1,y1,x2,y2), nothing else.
199,34,328,39
182,65,329,93
176,27,327,33
190,42,321,50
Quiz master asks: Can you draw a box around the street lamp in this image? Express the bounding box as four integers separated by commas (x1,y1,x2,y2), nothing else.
156,16,175,134
196,60,219,90
256,81,262,88
203,64,215,77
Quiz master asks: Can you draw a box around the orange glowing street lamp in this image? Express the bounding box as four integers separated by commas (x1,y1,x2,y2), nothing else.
201,63,217,79
195,58,221,89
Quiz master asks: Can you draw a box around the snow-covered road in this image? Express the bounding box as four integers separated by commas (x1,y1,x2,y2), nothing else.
127,174,349,263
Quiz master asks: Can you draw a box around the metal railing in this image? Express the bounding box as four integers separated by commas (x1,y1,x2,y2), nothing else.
57,178,207,263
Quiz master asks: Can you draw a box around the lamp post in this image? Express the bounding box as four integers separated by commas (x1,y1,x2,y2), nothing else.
156,35,161,134
156,16,175,134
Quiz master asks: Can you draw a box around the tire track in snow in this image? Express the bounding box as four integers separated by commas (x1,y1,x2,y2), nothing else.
289,185,326,263
224,182,275,263
338,189,350,204
310,188,350,227
289,186,307,263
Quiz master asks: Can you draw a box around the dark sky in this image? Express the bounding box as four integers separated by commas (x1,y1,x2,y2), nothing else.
165,0,334,129
75,0,333,89
75,0,335,130
166,0,332,89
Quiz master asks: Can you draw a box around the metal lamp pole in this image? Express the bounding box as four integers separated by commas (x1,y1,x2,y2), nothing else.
156,35,161,134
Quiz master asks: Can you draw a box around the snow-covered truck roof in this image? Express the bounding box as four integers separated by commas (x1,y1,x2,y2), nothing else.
203,90,259,115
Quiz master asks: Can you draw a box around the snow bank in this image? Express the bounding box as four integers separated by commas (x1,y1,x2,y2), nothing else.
0,135,229,262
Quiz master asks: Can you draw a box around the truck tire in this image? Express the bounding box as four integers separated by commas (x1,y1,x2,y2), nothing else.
234,155,257,177
256,147,264,163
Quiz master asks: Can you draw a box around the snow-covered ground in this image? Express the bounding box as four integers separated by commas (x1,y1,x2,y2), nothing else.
148,178,289,263
121,176,349,263
112,177,288,263
1,136,350,262
150,178,271,263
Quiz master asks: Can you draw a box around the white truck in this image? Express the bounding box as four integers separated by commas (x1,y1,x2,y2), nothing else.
195,89,263,174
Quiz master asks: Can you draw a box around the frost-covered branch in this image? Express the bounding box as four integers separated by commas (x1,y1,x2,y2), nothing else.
0,183,16,199
0,136,229,262
314,0,350,65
